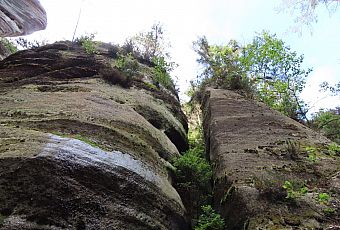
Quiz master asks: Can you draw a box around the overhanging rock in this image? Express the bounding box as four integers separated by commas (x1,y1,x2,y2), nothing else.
0,0,47,37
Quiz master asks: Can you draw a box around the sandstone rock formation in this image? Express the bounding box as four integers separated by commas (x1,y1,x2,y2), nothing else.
203,88,340,229
0,41,188,229
0,0,47,37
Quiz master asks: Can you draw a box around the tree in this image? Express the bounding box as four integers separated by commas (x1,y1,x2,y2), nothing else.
121,23,177,91
128,22,170,62
193,32,311,121
193,37,252,94
277,0,339,34
320,81,340,95
14,37,47,49
240,31,312,120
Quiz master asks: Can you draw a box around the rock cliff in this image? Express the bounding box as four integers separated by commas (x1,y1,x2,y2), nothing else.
202,88,339,229
0,0,47,37
0,41,188,229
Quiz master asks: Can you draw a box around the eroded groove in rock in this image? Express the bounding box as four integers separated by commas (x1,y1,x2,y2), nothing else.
133,104,188,153
202,88,340,229
0,42,189,229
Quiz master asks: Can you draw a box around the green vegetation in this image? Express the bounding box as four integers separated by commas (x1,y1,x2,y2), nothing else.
114,53,140,77
220,185,235,205
99,24,177,91
194,205,225,230
305,146,318,162
328,142,340,156
284,141,338,161
317,192,330,204
0,214,5,227
51,131,105,150
282,180,308,199
173,102,225,228
241,31,310,120
285,139,300,159
76,34,99,54
152,56,175,90
193,31,311,121
124,23,177,91
173,146,212,191
0,38,17,54
71,134,101,148
323,207,335,215
172,133,213,222
310,108,340,144
128,22,170,62
193,37,252,96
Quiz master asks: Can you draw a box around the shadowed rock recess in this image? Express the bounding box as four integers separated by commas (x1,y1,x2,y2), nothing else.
203,88,340,229
0,42,189,229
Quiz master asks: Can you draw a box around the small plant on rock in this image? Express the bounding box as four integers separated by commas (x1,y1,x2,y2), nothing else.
114,53,140,77
282,180,308,199
152,56,175,90
305,146,318,162
76,33,99,54
0,38,17,54
323,207,335,215
285,139,300,159
328,143,340,156
318,192,330,204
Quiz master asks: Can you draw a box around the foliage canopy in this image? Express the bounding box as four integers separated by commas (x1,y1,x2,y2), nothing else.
193,31,312,121
310,108,340,144
124,23,177,91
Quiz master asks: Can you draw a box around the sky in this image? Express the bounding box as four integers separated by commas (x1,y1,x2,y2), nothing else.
24,0,340,115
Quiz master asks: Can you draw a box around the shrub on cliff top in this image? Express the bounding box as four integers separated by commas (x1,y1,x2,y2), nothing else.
152,56,176,90
75,33,99,54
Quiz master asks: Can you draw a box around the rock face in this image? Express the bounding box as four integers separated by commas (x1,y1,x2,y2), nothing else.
202,88,340,229
0,0,47,37
0,42,188,229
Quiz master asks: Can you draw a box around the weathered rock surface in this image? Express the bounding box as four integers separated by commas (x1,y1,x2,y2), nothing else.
0,41,188,229
0,0,47,37
203,88,340,229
